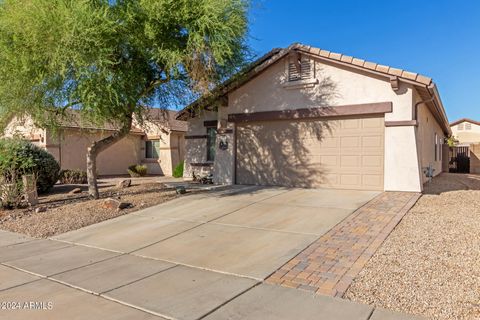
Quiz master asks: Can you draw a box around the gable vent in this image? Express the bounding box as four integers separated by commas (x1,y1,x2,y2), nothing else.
288,59,312,81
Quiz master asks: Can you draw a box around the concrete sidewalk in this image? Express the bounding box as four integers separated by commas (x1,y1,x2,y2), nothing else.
0,186,424,320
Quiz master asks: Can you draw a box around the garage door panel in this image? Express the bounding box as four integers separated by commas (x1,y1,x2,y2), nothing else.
342,119,361,129
362,175,383,188
317,137,338,148
319,155,338,167
362,155,383,167
340,155,361,167
362,136,383,148
340,136,361,148
362,117,383,128
340,174,361,186
236,116,384,190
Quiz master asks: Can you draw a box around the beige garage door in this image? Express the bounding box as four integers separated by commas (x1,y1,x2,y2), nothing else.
235,116,384,190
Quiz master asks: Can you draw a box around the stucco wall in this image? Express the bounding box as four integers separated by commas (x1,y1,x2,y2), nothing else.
470,143,480,174
48,128,142,176
131,118,186,176
170,132,185,173
144,131,185,176
228,56,414,120
415,89,445,185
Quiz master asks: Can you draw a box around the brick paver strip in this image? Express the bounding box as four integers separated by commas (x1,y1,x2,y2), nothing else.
265,191,421,298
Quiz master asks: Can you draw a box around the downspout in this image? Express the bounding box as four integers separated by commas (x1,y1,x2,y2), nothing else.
413,96,434,122
412,95,434,192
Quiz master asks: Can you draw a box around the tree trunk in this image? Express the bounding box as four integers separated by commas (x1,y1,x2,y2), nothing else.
86,114,133,199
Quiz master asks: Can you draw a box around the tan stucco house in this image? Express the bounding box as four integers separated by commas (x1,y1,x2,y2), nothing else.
450,118,480,146
4,109,187,176
177,43,451,192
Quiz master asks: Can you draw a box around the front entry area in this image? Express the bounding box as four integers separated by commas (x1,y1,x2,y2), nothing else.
235,115,385,190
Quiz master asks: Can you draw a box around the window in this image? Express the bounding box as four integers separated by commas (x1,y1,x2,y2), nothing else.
465,122,472,130
434,134,438,161
439,137,443,161
145,140,160,159
288,58,312,82
206,127,217,162
457,123,464,130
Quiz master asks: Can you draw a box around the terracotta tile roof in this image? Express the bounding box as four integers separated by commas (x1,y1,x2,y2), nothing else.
450,118,480,127
59,108,187,133
292,43,432,85
57,109,144,133
176,43,437,121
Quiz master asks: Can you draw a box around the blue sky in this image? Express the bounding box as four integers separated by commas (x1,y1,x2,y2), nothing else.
247,0,480,122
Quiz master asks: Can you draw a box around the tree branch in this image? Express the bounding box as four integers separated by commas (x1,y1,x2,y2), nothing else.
140,74,171,98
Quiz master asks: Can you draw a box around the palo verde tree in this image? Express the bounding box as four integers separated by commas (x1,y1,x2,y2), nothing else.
0,0,249,198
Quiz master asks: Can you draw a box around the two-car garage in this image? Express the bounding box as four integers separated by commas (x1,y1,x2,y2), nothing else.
235,115,385,191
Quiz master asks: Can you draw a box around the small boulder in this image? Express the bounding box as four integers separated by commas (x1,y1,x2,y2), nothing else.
118,202,132,209
35,206,47,213
69,188,82,194
102,198,131,210
117,179,132,189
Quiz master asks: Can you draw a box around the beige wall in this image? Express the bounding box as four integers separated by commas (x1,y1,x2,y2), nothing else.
47,128,142,176
170,132,185,172
451,121,480,145
143,131,185,176
227,56,414,119
470,143,480,174
131,119,186,176
415,89,445,184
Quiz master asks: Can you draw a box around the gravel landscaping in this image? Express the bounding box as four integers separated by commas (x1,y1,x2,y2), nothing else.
0,178,182,238
345,173,480,320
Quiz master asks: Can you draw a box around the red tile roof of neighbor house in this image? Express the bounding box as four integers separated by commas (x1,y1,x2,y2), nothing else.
175,43,451,134
450,118,480,127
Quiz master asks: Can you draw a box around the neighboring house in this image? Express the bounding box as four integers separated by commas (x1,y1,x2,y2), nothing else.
4,109,187,176
177,43,451,192
450,118,480,146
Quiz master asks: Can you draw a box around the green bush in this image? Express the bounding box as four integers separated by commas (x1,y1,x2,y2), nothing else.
173,162,184,178
127,164,147,177
0,138,60,193
59,169,87,184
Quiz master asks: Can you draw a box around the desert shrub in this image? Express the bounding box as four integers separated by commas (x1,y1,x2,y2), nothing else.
127,164,147,177
0,138,60,193
173,162,184,178
0,167,26,209
59,169,87,184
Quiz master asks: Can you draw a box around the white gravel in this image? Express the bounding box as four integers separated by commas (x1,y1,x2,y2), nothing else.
345,173,480,320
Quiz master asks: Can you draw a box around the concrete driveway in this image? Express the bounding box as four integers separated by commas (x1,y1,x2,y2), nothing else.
0,186,414,320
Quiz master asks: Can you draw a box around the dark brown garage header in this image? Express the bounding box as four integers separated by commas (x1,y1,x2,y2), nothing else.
227,102,392,123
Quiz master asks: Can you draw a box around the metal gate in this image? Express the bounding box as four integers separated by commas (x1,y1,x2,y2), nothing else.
449,146,470,173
